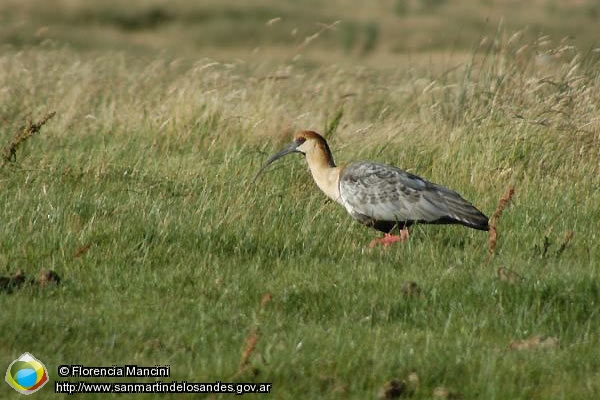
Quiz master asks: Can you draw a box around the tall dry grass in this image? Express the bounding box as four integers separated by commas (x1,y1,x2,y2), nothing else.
2,31,597,182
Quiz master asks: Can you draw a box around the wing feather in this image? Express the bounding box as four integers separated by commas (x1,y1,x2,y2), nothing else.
339,162,486,228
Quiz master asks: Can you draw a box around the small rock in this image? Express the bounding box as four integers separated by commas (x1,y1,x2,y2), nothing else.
433,386,461,399
37,269,61,288
433,387,450,399
331,382,347,394
497,267,523,285
401,281,420,297
0,269,30,292
509,335,559,350
407,371,419,388
144,339,162,350
379,379,407,399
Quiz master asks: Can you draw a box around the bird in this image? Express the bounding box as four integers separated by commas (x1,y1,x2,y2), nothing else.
254,130,489,247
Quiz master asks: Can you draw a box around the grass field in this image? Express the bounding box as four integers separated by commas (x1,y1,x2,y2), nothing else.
1,1,600,399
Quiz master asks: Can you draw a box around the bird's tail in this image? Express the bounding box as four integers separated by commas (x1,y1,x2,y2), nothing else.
443,191,489,231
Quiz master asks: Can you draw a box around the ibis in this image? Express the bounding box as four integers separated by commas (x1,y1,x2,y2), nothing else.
255,131,488,246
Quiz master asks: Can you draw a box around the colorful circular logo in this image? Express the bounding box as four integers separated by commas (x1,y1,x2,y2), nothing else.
5,353,49,395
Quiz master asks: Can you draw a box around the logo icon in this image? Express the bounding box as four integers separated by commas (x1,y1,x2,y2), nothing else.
5,353,49,395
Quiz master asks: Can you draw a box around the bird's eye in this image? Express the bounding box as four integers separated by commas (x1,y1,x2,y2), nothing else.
295,137,306,146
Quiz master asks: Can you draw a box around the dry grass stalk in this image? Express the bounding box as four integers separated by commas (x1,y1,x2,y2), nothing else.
260,292,273,308
239,333,258,371
297,20,340,50
74,243,93,258
2,111,56,166
488,186,515,256
265,17,281,26
233,292,272,378
557,230,574,256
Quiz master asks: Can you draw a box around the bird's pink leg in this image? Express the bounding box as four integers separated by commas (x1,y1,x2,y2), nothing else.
369,228,409,248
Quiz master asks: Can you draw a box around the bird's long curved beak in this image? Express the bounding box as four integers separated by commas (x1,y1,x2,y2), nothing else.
253,142,299,183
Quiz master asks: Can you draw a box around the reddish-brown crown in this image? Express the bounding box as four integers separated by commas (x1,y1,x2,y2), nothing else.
294,130,335,167
294,130,326,143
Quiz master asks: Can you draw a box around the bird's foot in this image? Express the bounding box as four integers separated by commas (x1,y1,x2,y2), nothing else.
369,229,409,248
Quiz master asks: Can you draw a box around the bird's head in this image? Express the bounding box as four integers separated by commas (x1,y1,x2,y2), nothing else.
253,130,335,182
291,130,327,156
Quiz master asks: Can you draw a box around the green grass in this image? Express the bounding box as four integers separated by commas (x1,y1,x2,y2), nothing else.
1,1,600,398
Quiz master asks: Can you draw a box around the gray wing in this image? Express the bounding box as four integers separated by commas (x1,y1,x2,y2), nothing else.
338,162,487,227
